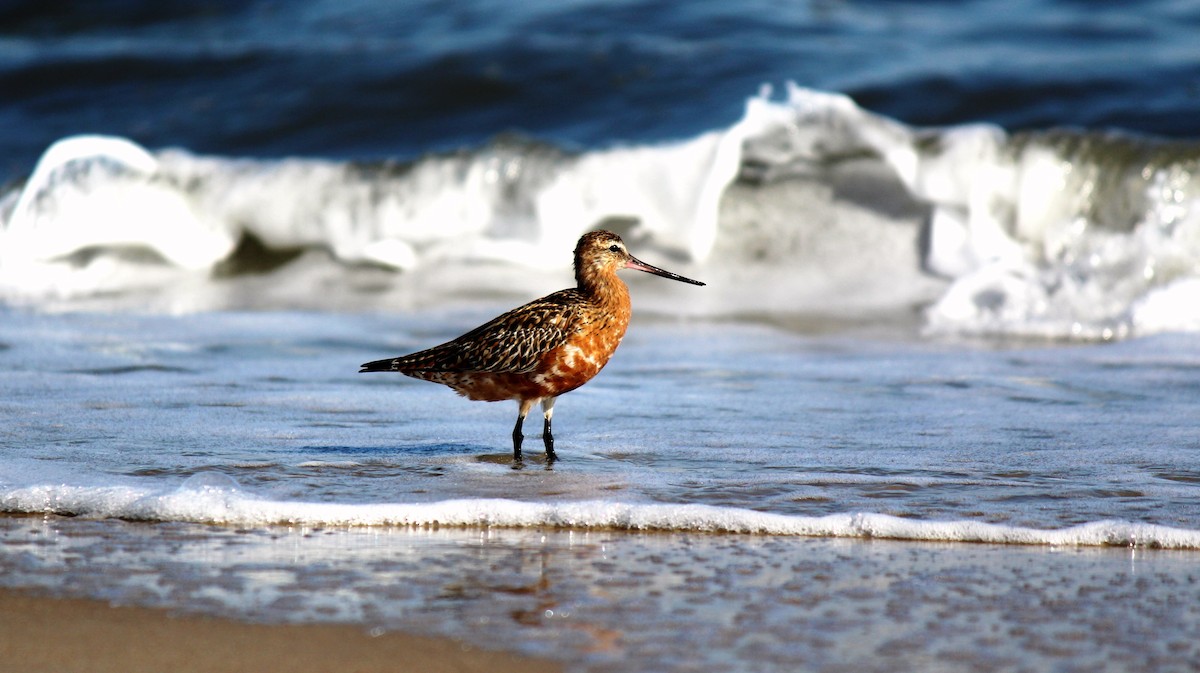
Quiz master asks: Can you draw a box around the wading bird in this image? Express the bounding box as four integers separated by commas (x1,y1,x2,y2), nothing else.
359,230,704,462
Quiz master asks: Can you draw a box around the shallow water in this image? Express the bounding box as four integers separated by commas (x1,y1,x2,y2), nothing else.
2,308,1198,543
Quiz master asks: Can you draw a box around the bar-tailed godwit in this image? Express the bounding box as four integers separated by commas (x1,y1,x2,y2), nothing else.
360,230,704,462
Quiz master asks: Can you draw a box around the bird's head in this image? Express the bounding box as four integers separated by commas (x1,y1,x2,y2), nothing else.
574,230,705,288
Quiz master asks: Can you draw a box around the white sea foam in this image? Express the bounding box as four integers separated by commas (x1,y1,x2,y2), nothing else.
741,85,1200,339
0,127,741,276
4,86,1200,338
3,136,237,269
3,476,1196,550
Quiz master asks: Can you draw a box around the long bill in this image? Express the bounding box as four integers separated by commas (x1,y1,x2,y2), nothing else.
625,256,706,286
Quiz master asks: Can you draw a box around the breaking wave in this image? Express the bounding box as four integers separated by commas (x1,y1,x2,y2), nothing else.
4,84,1200,338
3,473,1198,549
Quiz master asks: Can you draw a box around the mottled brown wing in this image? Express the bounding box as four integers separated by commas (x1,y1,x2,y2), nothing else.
361,289,585,375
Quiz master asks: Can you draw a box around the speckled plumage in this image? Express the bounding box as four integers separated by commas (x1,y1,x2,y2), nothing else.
360,230,704,461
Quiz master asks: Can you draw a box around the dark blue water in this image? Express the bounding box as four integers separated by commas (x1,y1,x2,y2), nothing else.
3,0,1200,183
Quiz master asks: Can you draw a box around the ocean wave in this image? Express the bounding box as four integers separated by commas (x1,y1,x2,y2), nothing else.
3,84,1200,338
3,474,1197,549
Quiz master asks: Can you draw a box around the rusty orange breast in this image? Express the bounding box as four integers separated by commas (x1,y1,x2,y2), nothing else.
532,296,631,397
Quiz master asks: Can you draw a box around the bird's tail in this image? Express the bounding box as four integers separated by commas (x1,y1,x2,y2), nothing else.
359,357,402,373
362,343,453,373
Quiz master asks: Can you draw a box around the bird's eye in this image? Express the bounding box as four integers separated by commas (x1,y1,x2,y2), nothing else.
608,244,621,253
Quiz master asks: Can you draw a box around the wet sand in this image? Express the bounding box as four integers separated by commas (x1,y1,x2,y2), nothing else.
3,514,1200,671
0,588,561,673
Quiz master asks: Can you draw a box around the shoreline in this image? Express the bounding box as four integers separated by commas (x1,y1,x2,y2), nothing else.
0,587,562,673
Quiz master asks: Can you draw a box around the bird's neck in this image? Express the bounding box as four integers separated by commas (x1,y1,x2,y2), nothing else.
579,269,631,313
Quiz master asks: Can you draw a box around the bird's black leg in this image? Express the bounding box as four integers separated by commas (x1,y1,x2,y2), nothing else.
512,413,525,461
543,415,555,458
541,397,557,463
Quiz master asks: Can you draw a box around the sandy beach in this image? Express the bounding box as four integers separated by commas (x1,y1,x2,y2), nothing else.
0,588,561,673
